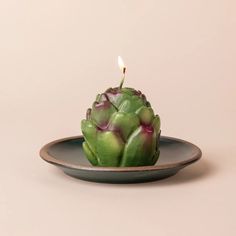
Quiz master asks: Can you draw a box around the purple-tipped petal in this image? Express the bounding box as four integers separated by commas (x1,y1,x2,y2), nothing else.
86,108,92,120
120,126,157,167
91,100,116,129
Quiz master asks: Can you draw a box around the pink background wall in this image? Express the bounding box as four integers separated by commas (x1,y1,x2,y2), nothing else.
1,1,235,235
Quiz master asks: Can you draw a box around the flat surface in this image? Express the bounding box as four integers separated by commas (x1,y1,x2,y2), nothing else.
40,136,201,183
0,1,236,235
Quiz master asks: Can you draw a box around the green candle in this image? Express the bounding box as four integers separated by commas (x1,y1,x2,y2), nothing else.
81,57,161,167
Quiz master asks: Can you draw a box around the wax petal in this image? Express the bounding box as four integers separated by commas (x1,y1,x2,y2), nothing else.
96,131,124,166
152,115,161,133
91,101,116,129
109,112,140,141
81,119,97,153
120,126,157,166
136,106,154,125
119,97,145,113
82,142,98,166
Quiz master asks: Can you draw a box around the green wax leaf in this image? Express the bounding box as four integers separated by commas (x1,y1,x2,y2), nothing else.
82,142,98,166
118,99,132,113
96,131,124,167
152,115,161,133
109,112,140,141
121,87,138,95
106,93,131,109
118,96,145,113
131,96,146,112
120,126,157,167
136,106,154,125
95,94,101,102
81,119,97,153
91,101,116,128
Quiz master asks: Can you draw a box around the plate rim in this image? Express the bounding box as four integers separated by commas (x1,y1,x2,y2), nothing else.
40,135,202,172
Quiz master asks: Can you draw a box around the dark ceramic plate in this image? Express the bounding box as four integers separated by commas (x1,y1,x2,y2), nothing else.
40,136,201,184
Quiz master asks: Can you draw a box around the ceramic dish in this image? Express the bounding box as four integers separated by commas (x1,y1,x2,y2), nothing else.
40,136,201,184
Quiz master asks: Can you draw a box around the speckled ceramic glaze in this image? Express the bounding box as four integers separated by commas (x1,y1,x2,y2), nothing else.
40,136,201,184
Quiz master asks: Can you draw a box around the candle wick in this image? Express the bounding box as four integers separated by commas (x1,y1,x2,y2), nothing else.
119,67,126,89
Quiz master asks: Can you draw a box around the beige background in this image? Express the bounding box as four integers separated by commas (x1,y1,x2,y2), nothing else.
1,1,236,235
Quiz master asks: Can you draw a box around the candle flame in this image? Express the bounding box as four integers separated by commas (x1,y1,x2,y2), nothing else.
118,56,125,72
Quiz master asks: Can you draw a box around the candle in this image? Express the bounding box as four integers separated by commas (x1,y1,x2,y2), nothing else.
81,57,161,167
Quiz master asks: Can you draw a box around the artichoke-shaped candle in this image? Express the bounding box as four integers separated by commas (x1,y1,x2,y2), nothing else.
81,57,161,167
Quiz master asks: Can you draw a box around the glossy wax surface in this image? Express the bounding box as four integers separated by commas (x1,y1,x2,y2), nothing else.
81,87,161,167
